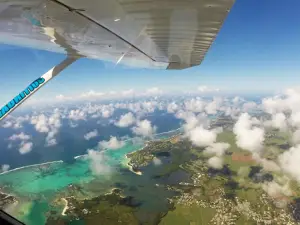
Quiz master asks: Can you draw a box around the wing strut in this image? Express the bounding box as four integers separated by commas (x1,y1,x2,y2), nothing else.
0,56,80,121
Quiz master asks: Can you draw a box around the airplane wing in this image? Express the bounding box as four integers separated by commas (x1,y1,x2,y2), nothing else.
0,0,235,121
0,0,235,69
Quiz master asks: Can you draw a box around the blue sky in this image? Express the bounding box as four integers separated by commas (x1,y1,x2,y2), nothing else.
1,0,300,106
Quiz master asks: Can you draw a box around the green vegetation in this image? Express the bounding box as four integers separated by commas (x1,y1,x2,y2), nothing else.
127,138,193,167
127,140,174,166
47,123,300,225
159,204,215,225
46,189,140,225
127,138,195,178
158,128,298,224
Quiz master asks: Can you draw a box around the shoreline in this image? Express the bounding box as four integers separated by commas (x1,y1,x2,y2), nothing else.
104,188,119,195
105,188,126,199
0,189,14,198
0,128,182,177
74,128,182,160
124,133,182,175
153,127,182,137
124,155,142,176
61,198,69,216
61,187,127,216
123,142,152,176
0,189,18,212
0,160,63,176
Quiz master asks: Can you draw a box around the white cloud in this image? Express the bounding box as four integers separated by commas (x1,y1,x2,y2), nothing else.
153,157,162,166
262,88,300,117
109,91,117,95
19,141,33,154
31,111,62,147
115,112,135,127
292,129,300,144
232,96,245,105
184,98,205,113
212,127,224,134
262,96,287,115
130,136,145,146
56,94,73,101
84,129,98,140
31,114,49,132
222,106,241,119
44,130,57,147
278,145,300,182
132,120,157,137
198,85,220,93
127,102,142,114
180,112,209,133
2,121,13,128
146,87,163,95
204,142,230,157
242,101,257,112
290,111,300,128
101,108,114,118
284,88,300,113
8,132,31,141
167,102,179,113
183,114,199,132
81,90,105,98
68,109,86,121
45,138,57,147
122,89,135,97
52,89,166,103
87,149,111,175
188,126,217,147
56,91,115,102
141,101,157,114
85,104,100,115
252,154,281,172
49,110,62,128
4,116,30,129
207,156,223,169
99,136,125,150
204,97,223,115
175,110,195,121
262,181,292,206
266,113,288,131
233,113,265,153
1,164,10,172
69,121,78,128
7,132,33,154
46,111,61,146
49,88,167,104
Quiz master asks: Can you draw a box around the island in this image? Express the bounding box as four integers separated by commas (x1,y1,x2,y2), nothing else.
8,115,300,225
0,189,17,210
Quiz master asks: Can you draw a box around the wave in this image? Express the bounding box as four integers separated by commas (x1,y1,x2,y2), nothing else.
0,127,182,176
73,127,182,160
74,155,87,160
0,160,63,176
153,127,182,137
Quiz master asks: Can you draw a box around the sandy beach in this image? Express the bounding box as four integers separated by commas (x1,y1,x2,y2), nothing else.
61,198,69,216
124,155,142,176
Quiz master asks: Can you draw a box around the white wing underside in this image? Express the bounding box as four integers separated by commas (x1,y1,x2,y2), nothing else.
0,0,235,69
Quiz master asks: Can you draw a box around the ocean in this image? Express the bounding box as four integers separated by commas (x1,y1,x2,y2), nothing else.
0,110,182,170
0,112,183,225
